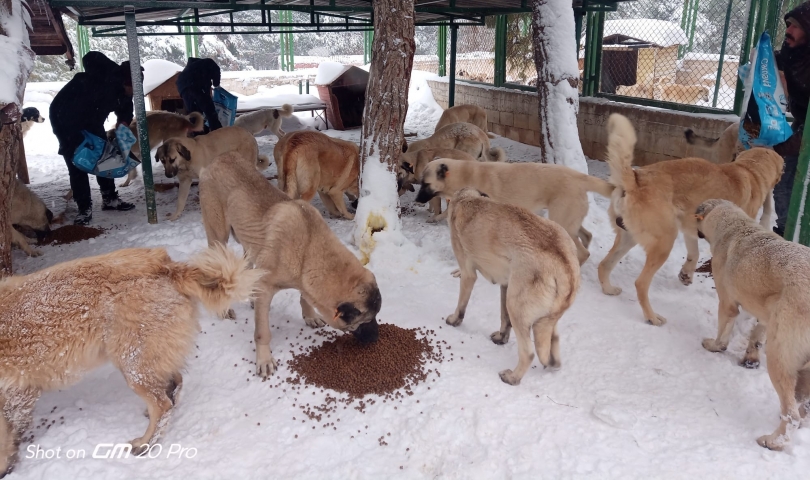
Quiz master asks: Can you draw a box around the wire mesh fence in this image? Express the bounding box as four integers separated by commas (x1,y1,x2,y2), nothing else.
597,0,750,109
454,24,496,83
505,14,535,86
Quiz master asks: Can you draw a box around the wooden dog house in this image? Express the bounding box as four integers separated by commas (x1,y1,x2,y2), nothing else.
145,71,185,112
316,66,368,130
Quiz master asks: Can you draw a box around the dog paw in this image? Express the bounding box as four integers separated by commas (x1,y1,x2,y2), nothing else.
450,269,461,278
601,285,622,296
343,213,355,221
28,249,42,258
256,350,278,379
678,270,693,286
427,216,439,224
304,316,326,328
757,434,786,451
219,308,236,320
445,313,463,327
740,358,760,369
646,314,667,326
701,338,727,353
129,441,151,457
490,330,510,345
166,212,181,221
498,369,520,386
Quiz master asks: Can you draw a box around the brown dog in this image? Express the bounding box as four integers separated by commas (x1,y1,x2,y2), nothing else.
695,199,810,451
199,152,382,378
274,130,359,220
10,179,52,257
434,105,495,138
0,245,260,476
599,114,784,326
406,122,506,163
234,104,294,138
397,147,476,220
445,188,580,385
155,126,270,221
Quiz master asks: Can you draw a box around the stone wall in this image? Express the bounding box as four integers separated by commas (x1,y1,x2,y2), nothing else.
427,79,739,165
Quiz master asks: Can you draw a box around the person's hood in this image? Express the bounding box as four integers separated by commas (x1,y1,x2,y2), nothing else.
785,0,810,38
82,51,119,76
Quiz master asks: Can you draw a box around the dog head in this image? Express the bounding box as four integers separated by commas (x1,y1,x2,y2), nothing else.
694,199,735,241
21,107,44,124
397,160,417,193
414,160,449,204
155,140,192,179
332,270,382,344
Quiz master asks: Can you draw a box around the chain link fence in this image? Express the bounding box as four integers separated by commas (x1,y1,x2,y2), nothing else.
454,24,496,83
598,0,749,109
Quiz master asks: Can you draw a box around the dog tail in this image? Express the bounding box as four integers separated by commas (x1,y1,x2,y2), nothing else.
486,147,507,162
257,154,271,171
684,128,719,147
605,113,638,191
280,104,294,117
581,174,615,198
187,112,206,132
168,244,263,317
486,132,496,139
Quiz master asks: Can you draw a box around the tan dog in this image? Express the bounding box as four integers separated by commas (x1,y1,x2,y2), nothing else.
684,122,742,164
406,122,506,163
155,126,270,221
275,130,359,220
415,158,614,264
654,83,709,104
199,152,382,378
234,104,294,138
445,188,580,385
616,83,651,98
111,111,205,188
599,114,784,326
695,199,810,451
397,148,476,220
10,179,52,257
0,245,260,476
434,105,495,138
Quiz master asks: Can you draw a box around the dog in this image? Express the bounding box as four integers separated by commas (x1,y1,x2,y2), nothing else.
155,126,270,221
397,148,476,220
0,245,261,476
234,104,294,138
405,122,506,163
415,158,614,264
695,199,810,451
199,152,382,378
434,105,495,139
20,107,45,137
684,122,742,164
117,111,206,187
598,113,784,326
10,179,52,257
274,130,359,220
616,84,651,99
654,83,710,104
444,188,580,385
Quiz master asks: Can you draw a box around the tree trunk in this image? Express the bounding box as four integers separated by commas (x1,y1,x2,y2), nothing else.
353,0,415,260
531,0,588,173
0,123,20,277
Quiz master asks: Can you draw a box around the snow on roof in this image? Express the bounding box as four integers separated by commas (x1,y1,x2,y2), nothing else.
233,84,325,111
314,61,350,85
599,19,687,47
143,59,183,95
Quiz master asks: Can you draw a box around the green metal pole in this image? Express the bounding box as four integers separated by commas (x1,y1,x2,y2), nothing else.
784,106,810,244
77,25,90,70
686,0,699,54
125,11,157,224
449,24,457,107
679,0,691,58
713,0,733,108
494,15,506,87
593,11,605,94
734,0,762,114
184,19,193,59
582,12,594,96
287,11,295,71
438,25,447,77
754,0,769,45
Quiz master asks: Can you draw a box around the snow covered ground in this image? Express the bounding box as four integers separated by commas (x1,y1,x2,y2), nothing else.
9,73,810,479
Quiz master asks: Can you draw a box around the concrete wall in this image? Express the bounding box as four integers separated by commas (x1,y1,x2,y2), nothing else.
427,79,739,165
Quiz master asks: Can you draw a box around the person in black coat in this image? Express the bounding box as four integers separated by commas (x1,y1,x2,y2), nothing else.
176,57,223,131
50,51,138,225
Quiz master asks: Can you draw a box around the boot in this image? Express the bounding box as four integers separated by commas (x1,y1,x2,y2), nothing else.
102,194,135,211
74,207,93,225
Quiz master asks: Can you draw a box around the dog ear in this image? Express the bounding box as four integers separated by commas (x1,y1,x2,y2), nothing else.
177,144,191,162
402,162,414,174
477,190,489,198
406,184,415,192
437,163,449,180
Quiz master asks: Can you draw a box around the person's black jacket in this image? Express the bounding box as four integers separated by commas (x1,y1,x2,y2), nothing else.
50,51,134,155
775,1,810,156
176,57,221,93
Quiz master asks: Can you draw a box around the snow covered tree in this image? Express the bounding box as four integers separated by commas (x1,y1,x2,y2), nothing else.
0,0,35,276
531,0,587,173
353,0,415,261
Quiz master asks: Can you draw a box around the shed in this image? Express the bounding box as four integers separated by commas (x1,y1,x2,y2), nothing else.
315,63,368,130
143,59,185,112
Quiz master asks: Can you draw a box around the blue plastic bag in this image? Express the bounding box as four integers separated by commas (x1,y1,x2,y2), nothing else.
738,32,792,149
213,86,238,127
72,124,139,179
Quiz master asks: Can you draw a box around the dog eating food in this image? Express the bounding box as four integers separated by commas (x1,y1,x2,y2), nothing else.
38,225,104,245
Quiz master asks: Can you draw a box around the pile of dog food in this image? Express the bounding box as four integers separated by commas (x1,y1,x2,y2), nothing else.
696,258,712,276
39,225,104,245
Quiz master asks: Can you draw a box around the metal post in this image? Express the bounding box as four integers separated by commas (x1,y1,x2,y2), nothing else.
125,11,157,224
306,78,309,94
287,11,295,71
734,0,761,114
582,11,594,96
686,0,699,54
77,24,90,71
438,24,447,77
784,107,810,244
593,11,605,95
494,15,506,87
298,80,302,94
713,0,733,108
449,23,458,107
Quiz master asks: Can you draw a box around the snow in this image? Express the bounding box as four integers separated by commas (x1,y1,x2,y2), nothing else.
0,0,33,107
596,19,688,48
314,61,350,85
7,71,810,478
354,158,406,264
684,52,741,62
142,59,183,95
232,84,324,111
